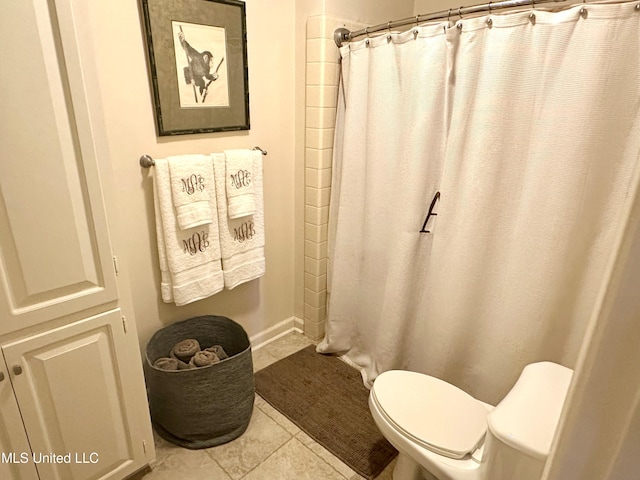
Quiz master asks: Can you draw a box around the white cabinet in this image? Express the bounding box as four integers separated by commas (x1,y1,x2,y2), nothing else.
1,310,147,480
0,361,39,480
0,0,154,479
0,0,119,336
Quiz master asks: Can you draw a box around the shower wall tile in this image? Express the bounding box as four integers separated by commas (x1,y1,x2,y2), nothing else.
304,319,326,340
305,148,333,170
304,239,328,259
304,288,327,309
306,86,339,108
306,107,337,129
304,256,327,277
305,186,331,207
306,38,336,63
305,205,329,226
306,63,340,87
306,14,336,41
305,128,334,149
303,304,327,323
304,14,341,340
305,167,332,189
304,222,328,243
306,15,326,39
304,273,326,292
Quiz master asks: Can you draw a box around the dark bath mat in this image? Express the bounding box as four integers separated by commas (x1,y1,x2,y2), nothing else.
254,345,397,479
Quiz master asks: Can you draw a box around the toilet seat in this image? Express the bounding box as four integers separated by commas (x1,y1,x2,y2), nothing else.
371,370,489,459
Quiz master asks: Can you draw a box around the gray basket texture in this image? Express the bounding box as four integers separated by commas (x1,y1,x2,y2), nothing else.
144,315,254,449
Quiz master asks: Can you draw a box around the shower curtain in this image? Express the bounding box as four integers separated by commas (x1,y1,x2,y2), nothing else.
319,2,640,405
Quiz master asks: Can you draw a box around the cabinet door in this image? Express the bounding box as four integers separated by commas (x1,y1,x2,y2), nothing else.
0,0,118,335
0,363,39,480
2,309,147,480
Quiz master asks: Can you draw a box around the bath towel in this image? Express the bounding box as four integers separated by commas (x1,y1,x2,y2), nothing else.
224,149,256,219
212,152,266,289
189,350,220,367
205,344,229,360
152,158,224,305
168,154,214,230
153,357,179,371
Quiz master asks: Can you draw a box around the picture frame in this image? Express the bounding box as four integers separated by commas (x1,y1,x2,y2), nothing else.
141,0,250,136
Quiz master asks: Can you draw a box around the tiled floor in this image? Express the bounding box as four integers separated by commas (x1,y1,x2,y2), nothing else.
142,331,396,480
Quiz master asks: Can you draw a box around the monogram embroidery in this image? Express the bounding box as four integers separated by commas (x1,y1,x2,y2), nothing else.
420,191,441,233
229,170,251,189
233,221,256,243
181,174,206,195
183,231,210,255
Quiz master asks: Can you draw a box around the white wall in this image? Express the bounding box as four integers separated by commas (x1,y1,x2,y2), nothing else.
86,0,297,349
84,0,416,349
544,164,640,479
414,0,467,15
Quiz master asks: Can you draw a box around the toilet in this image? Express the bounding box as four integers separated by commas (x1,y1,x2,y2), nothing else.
369,362,573,480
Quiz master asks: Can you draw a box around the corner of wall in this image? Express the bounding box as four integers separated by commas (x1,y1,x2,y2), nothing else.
302,15,342,340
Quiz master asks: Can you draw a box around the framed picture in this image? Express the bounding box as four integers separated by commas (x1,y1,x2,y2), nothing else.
141,0,249,135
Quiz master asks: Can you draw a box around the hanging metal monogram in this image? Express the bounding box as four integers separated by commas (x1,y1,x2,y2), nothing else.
420,191,440,233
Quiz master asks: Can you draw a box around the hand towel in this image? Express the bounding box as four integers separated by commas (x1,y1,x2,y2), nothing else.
212,151,266,289
170,339,200,363
205,345,229,360
168,154,214,230
153,357,179,371
152,159,224,305
224,149,256,219
189,350,220,367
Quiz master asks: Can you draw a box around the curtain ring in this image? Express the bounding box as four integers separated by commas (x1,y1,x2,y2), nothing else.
448,8,452,23
488,1,492,13
458,6,463,19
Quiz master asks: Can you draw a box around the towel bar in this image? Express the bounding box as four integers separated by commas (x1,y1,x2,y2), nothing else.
139,147,267,168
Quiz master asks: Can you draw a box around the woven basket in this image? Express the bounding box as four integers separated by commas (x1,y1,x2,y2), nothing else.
144,315,254,449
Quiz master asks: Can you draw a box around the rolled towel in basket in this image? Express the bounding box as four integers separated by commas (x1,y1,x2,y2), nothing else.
205,345,229,360
169,351,196,369
153,357,179,371
171,339,201,363
189,350,220,367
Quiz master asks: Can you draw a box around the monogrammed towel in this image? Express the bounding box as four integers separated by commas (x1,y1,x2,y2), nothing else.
212,151,265,289
152,158,224,305
168,154,214,230
224,149,256,219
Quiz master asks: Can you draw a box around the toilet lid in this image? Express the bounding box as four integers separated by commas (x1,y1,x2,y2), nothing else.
372,370,489,459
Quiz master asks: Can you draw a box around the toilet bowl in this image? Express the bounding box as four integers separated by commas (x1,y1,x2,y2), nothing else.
369,362,573,480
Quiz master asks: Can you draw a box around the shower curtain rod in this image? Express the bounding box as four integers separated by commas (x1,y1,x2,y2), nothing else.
334,0,569,46
139,146,267,168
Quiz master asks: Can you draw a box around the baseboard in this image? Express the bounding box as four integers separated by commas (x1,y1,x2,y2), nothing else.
250,316,304,351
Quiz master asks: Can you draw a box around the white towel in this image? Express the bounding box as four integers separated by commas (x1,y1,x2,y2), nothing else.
152,158,224,305
167,154,213,230
212,151,265,289
224,149,257,219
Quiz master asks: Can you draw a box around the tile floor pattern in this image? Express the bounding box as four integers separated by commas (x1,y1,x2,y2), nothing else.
142,332,396,480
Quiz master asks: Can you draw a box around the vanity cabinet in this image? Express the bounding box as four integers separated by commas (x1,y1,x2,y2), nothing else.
0,310,147,480
0,0,154,479
0,364,39,480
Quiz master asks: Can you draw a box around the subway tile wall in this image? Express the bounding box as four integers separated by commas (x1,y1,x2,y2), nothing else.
303,15,364,340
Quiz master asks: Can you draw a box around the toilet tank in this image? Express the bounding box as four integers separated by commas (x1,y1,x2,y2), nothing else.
481,362,573,480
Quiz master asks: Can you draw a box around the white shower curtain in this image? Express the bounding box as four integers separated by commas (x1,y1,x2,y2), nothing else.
319,2,640,405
